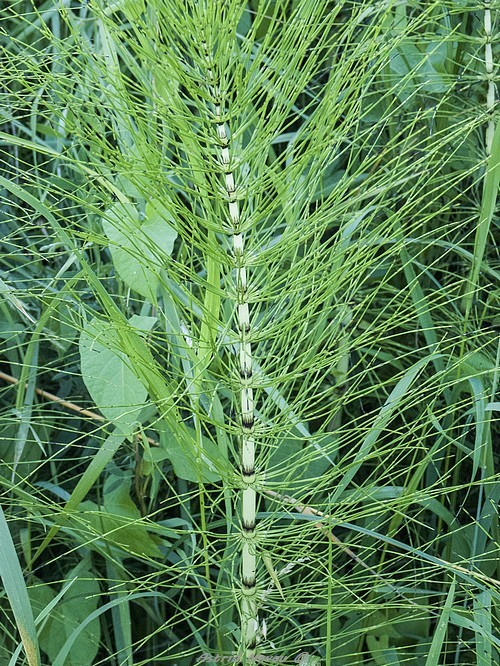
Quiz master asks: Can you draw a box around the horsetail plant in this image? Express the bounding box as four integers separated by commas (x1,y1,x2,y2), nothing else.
1,0,499,664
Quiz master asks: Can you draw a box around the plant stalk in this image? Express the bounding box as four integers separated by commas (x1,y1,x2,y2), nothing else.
484,0,495,155
201,35,258,659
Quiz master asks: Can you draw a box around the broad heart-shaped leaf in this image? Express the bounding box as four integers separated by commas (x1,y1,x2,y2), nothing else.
389,43,449,102
29,572,100,666
102,200,177,301
79,317,148,435
158,422,224,483
78,471,163,559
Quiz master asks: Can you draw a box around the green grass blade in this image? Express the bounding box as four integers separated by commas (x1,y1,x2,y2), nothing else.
0,505,40,666
474,591,493,666
464,120,500,316
424,577,456,666
51,592,162,666
331,355,439,502
106,562,133,666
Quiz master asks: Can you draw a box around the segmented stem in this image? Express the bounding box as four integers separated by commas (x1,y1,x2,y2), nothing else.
484,0,495,155
201,37,258,658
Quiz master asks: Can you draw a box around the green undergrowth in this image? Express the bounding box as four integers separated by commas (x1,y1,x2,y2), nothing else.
0,1,498,665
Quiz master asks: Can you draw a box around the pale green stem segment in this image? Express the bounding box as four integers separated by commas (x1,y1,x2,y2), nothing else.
484,1,495,155
463,0,498,319
202,38,258,657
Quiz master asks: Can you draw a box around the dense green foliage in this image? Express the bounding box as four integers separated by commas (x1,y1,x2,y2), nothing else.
0,0,499,665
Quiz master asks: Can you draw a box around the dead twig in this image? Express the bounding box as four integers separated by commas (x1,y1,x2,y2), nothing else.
262,488,421,606
0,370,158,446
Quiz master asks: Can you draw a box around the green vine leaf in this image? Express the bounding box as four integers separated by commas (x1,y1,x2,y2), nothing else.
30,572,100,666
79,317,149,434
78,472,164,559
102,200,177,301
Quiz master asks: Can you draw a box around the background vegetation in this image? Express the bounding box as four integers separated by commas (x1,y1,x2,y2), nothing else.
0,0,499,665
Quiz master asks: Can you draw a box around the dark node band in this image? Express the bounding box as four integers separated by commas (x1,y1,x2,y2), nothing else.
241,415,255,430
242,519,256,531
236,283,248,296
240,367,252,379
242,577,256,589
